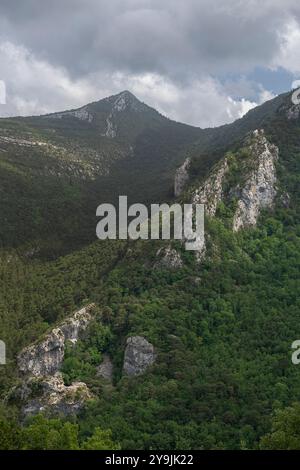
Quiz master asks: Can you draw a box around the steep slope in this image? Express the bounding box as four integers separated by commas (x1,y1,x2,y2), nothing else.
0,90,296,258
185,92,290,185
1,89,300,450
0,91,201,257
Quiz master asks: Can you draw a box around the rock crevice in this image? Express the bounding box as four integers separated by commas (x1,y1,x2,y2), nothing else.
174,157,191,197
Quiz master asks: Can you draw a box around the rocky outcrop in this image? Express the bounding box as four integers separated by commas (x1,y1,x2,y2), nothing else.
154,246,183,270
15,304,96,416
47,106,94,122
286,104,300,120
14,373,91,417
18,304,95,377
104,116,117,138
186,158,228,259
174,158,191,197
184,129,279,259
192,157,229,216
232,130,278,231
103,91,144,138
96,354,113,382
280,192,290,208
284,90,300,120
18,328,65,378
123,336,155,376
71,107,94,122
190,130,278,233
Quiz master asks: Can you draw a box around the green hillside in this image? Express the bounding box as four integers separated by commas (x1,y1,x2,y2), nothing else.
0,90,300,450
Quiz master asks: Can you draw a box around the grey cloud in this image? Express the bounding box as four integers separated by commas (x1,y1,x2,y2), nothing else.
0,0,300,124
1,0,300,81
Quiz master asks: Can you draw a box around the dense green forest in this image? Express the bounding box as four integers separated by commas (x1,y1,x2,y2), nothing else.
0,92,202,258
0,91,300,450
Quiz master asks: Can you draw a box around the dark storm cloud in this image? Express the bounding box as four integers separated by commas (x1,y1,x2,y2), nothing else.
0,0,299,80
1,0,300,124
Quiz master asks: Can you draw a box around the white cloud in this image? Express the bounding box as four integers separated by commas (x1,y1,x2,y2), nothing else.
0,41,99,116
292,79,300,89
273,19,300,76
1,1,299,125
0,40,274,128
106,72,271,127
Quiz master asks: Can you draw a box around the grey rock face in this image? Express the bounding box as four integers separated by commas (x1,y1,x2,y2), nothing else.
96,354,113,382
286,104,300,120
232,130,278,231
18,373,91,417
192,157,229,216
186,129,278,259
48,106,94,122
104,116,117,138
280,192,290,208
174,158,191,197
103,91,144,138
18,304,95,377
71,107,94,122
154,246,183,270
15,304,96,416
18,328,65,377
123,336,155,376
187,158,229,260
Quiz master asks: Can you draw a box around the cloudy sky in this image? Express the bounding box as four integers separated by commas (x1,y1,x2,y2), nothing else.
0,0,300,127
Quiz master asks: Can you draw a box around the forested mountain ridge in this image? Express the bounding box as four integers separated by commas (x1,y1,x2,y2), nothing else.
0,91,202,257
0,89,300,450
0,90,292,258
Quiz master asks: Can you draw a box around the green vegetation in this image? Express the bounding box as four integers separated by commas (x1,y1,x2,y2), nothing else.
0,94,202,258
260,403,300,449
61,321,113,387
0,91,299,449
1,193,299,449
0,413,119,450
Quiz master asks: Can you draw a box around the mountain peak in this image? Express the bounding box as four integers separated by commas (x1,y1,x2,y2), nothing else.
104,90,145,113
98,90,161,138
116,90,136,99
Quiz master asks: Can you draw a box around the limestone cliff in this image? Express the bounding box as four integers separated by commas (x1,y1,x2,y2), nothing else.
192,157,229,217
191,129,278,231
48,105,94,122
123,336,156,376
174,157,191,197
16,304,96,416
14,373,91,417
185,157,229,259
286,104,300,120
18,304,96,377
232,130,278,231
